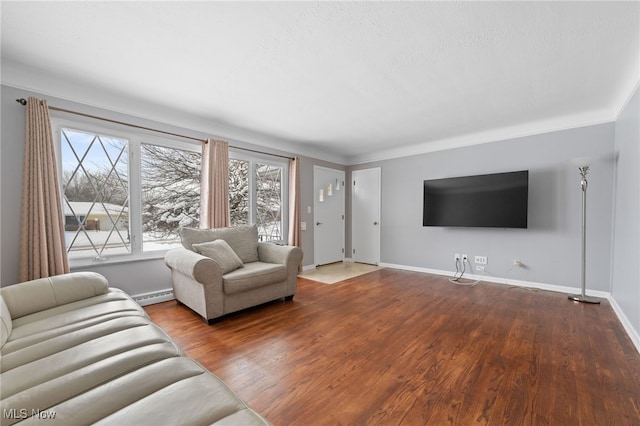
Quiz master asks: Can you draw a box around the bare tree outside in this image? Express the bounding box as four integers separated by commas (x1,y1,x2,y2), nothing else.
62,128,284,257
61,129,130,258
229,158,249,226
256,163,282,241
141,144,201,246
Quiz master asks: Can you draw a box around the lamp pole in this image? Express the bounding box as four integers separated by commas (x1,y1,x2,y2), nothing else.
568,166,600,304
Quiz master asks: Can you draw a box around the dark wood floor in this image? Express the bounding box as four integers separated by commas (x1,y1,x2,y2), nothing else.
144,268,640,425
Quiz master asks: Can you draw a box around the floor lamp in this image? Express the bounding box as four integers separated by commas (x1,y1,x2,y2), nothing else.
568,164,600,304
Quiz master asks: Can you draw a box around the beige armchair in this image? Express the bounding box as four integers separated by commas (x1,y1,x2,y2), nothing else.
164,225,303,324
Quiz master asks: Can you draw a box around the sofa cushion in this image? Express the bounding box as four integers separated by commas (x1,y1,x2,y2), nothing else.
5,290,146,350
0,296,11,349
1,272,109,320
180,225,259,263
35,358,269,425
223,262,287,295
192,239,244,274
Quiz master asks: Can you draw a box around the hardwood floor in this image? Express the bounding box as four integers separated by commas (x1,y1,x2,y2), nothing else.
144,268,640,425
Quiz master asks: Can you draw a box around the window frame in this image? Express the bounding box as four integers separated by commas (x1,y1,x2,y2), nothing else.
229,150,289,244
52,115,289,267
52,116,202,267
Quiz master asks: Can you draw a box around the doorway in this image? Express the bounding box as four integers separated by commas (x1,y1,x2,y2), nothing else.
313,166,345,266
351,167,381,265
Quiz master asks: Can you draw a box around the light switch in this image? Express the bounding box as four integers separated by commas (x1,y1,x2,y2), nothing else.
300,222,307,231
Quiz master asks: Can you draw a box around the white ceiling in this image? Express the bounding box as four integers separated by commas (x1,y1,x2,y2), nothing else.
2,1,639,164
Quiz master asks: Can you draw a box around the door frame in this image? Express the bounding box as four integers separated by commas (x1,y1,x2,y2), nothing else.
351,167,381,265
313,166,345,267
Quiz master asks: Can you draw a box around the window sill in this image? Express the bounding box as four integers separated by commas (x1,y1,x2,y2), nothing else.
69,251,168,269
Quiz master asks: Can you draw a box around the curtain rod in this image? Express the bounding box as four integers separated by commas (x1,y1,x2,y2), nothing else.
16,98,294,160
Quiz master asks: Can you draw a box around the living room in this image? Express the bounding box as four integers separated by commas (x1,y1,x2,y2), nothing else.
1,1,639,424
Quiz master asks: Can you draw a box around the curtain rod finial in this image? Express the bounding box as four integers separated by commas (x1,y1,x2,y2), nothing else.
16,98,27,105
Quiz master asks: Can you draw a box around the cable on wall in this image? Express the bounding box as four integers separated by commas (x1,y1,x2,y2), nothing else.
448,258,483,287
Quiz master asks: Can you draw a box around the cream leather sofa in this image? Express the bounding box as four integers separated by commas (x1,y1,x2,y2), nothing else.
165,225,303,324
0,272,270,425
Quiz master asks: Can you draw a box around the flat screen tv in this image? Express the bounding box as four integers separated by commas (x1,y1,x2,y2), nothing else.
423,170,528,228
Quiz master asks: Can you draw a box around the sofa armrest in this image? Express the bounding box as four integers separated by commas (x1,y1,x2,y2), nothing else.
164,247,223,283
258,243,303,267
0,272,109,320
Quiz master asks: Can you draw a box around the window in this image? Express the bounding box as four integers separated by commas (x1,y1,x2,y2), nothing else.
55,119,288,264
255,162,283,241
61,128,130,260
229,154,287,242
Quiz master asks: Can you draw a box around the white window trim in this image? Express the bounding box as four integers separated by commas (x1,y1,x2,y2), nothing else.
52,116,201,267
230,149,289,244
51,115,290,267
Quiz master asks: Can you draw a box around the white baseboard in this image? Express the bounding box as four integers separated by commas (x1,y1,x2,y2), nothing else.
133,289,174,306
379,262,639,354
379,262,609,297
608,297,640,354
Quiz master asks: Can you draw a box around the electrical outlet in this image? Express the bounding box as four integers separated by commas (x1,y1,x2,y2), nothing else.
462,254,468,262
475,256,488,265
476,265,485,272
454,253,461,261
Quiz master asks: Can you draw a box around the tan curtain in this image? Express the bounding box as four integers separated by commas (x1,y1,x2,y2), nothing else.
288,156,301,248
19,97,70,282
200,138,230,229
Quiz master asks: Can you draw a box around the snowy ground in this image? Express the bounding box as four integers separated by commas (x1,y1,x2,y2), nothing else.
65,231,180,258
66,222,283,259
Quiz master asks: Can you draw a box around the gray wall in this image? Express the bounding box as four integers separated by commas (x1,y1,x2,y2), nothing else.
298,156,347,269
0,84,342,294
611,87,640,337
1,86,25,288
349,123,616,292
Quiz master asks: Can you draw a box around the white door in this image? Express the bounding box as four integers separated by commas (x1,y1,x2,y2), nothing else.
352,167,381,265
314,166,345,266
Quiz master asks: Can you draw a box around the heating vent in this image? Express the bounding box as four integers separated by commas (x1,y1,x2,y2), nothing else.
133,289,174,306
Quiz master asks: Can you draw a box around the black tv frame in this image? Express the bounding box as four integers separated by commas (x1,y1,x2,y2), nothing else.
422,170,529,228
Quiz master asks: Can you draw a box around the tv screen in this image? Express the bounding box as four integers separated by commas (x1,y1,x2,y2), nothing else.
423,170,528,228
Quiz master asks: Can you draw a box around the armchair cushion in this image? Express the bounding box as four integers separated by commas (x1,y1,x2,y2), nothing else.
223,262,288,295
192,239,244,274
180,225,259,263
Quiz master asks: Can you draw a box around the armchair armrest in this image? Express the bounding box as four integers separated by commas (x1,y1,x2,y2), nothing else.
258,243,303,267
0,272,109,320
164,247,223,283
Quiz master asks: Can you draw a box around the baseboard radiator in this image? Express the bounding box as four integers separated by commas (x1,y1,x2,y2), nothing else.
133,289,175,306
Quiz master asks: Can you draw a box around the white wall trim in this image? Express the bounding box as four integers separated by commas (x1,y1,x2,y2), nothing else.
302,264,316,272
380,262,639,355
348,111,615,165
614,80,640,121
608,297,640,355
132,289,174,306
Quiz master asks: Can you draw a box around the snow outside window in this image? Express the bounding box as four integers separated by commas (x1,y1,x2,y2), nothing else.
229,154,288,243
56,119,287,265
141,143,201,252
